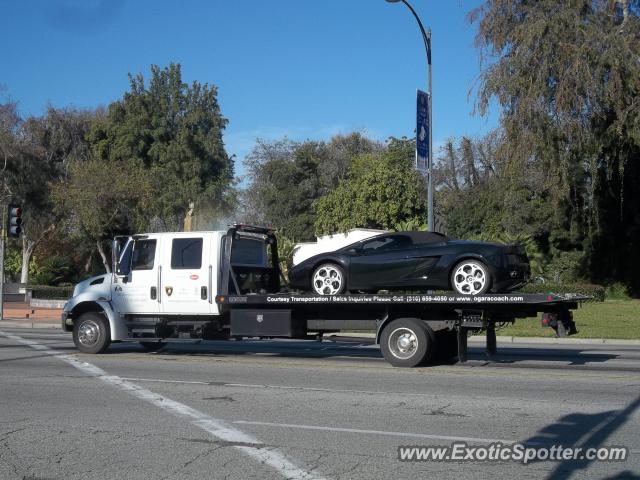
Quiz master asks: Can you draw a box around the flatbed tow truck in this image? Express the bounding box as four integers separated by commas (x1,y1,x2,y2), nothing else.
63,225,584,367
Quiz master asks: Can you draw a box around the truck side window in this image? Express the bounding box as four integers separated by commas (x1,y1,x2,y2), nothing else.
132,240,157,271
171,238,203,269
117,241,133,276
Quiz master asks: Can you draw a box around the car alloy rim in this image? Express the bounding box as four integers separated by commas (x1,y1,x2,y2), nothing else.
388,327,418,360
453,262,487,295
312,265,343,295
78,320,100,346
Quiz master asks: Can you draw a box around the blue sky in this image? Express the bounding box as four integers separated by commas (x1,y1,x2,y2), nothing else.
0,0,498,177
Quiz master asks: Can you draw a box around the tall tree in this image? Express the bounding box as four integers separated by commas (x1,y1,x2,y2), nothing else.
89,63,234,230
51,158,153,273
470,0,640,291
314,138,426,235
241,133,381,241
17,107,96,283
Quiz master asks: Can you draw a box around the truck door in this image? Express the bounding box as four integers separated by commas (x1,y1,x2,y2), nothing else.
161,235,213,315
112,237,161,314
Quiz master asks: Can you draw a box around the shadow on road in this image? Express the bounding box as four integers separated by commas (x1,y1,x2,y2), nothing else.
108,338,386,361
521,396,640,480
471,345,619,366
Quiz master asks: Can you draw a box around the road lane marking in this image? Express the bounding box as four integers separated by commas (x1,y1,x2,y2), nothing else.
0,330,324,480
233,420,514,445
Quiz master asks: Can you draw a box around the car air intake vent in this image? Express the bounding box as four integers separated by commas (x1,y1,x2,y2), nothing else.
90,277,105,286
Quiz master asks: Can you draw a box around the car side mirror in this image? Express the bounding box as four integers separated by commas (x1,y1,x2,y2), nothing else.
347,248,360,255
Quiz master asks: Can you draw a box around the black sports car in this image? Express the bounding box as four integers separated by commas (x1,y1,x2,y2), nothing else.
287,231,530,295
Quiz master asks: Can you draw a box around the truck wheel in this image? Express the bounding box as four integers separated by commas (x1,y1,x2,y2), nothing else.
140,341,164,352
451,260,491,295
73,312,111,354
380,318,433,367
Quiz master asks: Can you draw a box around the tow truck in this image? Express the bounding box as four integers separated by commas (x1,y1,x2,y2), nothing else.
62,224,582,367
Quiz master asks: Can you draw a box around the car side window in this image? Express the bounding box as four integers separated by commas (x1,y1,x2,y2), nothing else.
361,235,413,253
171,238,203,269
132,240,157,271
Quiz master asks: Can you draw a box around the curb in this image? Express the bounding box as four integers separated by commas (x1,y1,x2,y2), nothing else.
2,323,640,346
0,320,61,329
328,332,640,347
467,335,640,346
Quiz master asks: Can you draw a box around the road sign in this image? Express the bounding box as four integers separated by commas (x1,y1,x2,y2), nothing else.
416,89,429,172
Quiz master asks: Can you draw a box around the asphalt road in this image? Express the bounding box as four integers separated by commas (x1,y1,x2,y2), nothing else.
0,327,638,480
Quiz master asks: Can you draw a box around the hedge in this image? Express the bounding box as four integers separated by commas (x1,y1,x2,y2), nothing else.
519,283,605,302
29,285,74,300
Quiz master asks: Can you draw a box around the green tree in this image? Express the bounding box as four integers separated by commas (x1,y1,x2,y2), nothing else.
89,63,234,230
51,158,153,273
241,133,380,241
315,140,426,235
470,0,640,292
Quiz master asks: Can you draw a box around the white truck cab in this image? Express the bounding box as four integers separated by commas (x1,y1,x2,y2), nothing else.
62,225,280,353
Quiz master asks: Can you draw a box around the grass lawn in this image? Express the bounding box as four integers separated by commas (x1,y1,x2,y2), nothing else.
499,299,640,339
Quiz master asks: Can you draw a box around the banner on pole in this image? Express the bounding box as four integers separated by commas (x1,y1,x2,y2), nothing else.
416,89,429,173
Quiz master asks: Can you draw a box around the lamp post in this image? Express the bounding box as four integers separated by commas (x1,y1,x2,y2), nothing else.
385,0,433,232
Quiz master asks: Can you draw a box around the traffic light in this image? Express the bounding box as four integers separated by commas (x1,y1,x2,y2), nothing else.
7,204,22,238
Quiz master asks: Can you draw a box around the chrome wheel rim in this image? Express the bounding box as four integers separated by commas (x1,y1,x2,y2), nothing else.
312,265,343,295
78,319,100,346
453,262,487,295
388,327,418,360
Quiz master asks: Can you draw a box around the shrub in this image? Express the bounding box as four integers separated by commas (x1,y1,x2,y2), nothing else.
605,282,631,300
29,285,74,300
519,283,605,302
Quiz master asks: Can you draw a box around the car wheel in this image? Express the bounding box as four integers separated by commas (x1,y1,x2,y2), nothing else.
311,263,346,295
73,312,111,354
380,318,434,367
451,260,491,295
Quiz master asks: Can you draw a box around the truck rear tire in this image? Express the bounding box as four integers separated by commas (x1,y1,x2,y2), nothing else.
73,312,111,354
380,318,433,367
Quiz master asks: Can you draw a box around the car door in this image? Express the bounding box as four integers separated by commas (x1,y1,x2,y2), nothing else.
348,234,417,289
161,235,213,315
111,237,161,315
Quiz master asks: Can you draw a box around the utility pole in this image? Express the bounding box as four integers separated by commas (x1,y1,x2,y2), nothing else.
385,0,434,231
0,207,5,321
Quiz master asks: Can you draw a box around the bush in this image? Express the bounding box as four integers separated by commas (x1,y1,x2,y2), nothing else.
605,282,631,300
30,256,74,286
519,283,605,302
541,251,584,284
29,285,74,300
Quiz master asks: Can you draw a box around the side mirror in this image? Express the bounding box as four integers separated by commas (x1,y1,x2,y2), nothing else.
347,248,360,255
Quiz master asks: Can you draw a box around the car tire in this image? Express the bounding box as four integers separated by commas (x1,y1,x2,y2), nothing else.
450,260,491,295
380,318,434,367
73,312,111,354
311,263,346,295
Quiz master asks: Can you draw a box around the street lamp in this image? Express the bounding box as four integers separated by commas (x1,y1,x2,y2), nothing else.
385,0,434,232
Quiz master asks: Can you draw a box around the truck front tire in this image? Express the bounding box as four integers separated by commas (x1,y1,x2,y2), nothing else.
380,318,433,367
73,312,111,354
